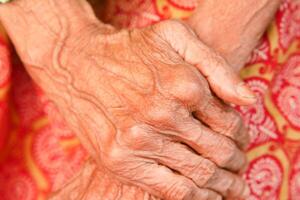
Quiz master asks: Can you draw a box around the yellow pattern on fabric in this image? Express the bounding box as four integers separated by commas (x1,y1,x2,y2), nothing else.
0,1,299,199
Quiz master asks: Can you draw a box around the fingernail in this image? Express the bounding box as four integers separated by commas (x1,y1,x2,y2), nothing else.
236,82,257,101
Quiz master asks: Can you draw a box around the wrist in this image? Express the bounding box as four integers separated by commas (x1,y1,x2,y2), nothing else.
0,0,110,64
188,0,282,69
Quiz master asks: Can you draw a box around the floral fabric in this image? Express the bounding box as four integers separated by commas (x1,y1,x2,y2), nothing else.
0,0,300,199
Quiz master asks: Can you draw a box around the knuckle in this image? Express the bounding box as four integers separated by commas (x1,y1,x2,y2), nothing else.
184,81,202,97
189,158,217,186
126,125,148,141
241,125,251,149
225,111,243,137
224,111,251,150
197,90,214,110
222,143,247,170
121,124,155,150
105,147,127,167
166,66,208,103
217,139,238,167
174,78,203,103
166,179,195,200
145,106,174,125
199,97,213,114
224,141,237,165
181,188,197,200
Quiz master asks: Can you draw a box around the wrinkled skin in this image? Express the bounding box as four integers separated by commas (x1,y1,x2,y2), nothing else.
48,0,285,196
46,0,282,198
33,20,251,199
0,1,258,199
187,0,282,70
49,160,160,200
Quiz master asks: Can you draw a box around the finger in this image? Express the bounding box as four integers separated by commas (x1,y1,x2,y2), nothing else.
169,118,247,171
143,141,249,198
124,162,222,200
158,63,250,149
193,95,250,149
206,168,250,199
157,20,257,106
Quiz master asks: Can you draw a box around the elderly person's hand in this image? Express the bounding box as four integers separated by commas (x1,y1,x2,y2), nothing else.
187,0,282,70
0,0,256,199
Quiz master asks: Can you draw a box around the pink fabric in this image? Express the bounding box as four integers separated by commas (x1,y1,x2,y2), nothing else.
0,0,300,199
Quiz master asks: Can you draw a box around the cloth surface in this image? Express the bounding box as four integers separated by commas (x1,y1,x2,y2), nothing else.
0,0,300,199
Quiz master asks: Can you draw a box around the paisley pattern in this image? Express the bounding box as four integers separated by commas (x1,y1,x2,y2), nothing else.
0,0,300,199
272,55,300,129
32,126,86,190
278,0,300,50
235,78,281,149
0,164,37,200
247,36,271,65
105,0,160,29
167,0,198,10
290,147,300,199
245,156,283,200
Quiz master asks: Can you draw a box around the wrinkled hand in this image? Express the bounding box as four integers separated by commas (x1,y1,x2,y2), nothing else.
22,20,254,199
50,160,156,200
187,0,282,69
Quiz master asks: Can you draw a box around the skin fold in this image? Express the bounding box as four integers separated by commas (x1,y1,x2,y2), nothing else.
187,0,282,70
0,0,280,199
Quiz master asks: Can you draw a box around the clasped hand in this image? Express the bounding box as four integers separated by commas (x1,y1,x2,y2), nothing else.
25,20,255,200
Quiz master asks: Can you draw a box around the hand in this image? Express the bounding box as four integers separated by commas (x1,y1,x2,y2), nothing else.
186,0,282,70
49,160,154,200
0,1,254,197
21,19,254,200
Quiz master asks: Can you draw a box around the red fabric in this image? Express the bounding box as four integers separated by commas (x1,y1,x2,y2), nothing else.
0,0,300,199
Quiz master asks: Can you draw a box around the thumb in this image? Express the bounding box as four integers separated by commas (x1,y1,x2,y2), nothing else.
158,20,257,106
